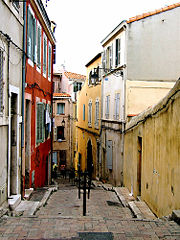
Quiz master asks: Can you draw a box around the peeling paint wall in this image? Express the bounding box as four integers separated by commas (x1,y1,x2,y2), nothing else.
124,80,180,217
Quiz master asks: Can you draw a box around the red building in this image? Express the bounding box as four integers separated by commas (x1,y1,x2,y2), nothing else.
23,0,55,192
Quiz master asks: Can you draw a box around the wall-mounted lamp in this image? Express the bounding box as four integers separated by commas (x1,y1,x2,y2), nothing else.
61,118,65,127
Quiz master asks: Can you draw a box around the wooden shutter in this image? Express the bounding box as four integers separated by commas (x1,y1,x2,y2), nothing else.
106,140,113,170
54,127,57,141
36,102,44,143
33,18,36,63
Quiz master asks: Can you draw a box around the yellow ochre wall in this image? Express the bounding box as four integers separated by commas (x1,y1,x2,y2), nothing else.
124,80,180,217
75,55,101,176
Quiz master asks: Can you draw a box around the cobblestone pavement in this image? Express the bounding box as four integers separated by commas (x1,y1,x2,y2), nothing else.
0,177,180,240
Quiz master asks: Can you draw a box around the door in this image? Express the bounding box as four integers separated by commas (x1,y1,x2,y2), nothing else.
87,140,93,175
106,140,113,170
137,137,142,196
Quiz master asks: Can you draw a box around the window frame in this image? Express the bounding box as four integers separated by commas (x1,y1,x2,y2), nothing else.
48,42,52,80
27,6,36,63
37,21,41,70
57,102,65,115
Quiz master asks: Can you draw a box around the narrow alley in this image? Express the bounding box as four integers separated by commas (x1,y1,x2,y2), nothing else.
0,177,179,240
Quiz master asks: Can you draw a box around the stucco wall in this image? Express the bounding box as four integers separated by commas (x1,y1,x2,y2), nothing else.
126,80,175,116
124,80,180,217
127,7,180,82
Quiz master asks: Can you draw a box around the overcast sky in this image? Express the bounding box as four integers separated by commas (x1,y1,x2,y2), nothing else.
43,0,180,75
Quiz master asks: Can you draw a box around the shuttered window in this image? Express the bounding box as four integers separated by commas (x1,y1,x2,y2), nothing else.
88,100,92,126
115,38,121,67
48,43,52,78
105,95,110,119
0,48,3,112
37,23,41,68
43,34,47,75
36,102,45,143
114,93,120,120
57,103,65,115
83,104,85,121
95,99,99,128
27,7,36,62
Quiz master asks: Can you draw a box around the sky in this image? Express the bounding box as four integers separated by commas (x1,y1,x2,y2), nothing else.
42,0,180,75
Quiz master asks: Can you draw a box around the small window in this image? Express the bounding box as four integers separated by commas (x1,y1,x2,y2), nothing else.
57,103,65,115
0,48,4,113
57,126,65,140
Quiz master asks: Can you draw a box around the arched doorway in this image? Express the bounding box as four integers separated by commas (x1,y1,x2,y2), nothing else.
87,140,93,175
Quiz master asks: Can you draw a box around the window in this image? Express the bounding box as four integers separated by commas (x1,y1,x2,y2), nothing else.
110,44,113,69
36,102,45,143
48,43,52,79
102,50,106,73
115,38,121,67
88,100,92,126
95,99,99,128
105,95,110,119
74,82,82,92
43,34,47,75
114,93,120,120
37,22,41,68
57,126,65,140
0,48,3,113
83,104,85,121
57,103,65,115
27,7,36,62
45,104,51,139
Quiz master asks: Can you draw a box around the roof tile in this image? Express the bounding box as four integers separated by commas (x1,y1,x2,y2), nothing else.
64,71,86,81
53,93,71,98
127,2,180,23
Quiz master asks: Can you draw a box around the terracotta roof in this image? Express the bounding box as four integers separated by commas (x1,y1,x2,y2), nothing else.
53,93,71,98
127,2,180,23
64,72,86,81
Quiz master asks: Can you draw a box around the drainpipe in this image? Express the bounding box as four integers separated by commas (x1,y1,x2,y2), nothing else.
7,36,10,198
21,1,26,196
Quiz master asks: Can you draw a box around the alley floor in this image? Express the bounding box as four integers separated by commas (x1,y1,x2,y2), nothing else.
0,177,180,240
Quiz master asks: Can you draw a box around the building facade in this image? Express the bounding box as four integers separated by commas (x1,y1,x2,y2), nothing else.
76,53,101,177
0,0,23,206
23,0,55,191
53,69,85,171
99,3,178,186
124,79,180,217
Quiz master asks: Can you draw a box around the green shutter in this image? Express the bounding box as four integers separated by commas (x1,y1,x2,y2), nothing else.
27,7,31,58
36,102,45,143
37,25,41,67
33,18,36,63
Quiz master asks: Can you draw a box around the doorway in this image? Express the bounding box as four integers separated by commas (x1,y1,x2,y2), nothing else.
87,140,93,175
10,93,18,195
137,136,142,196
25,99,31,188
